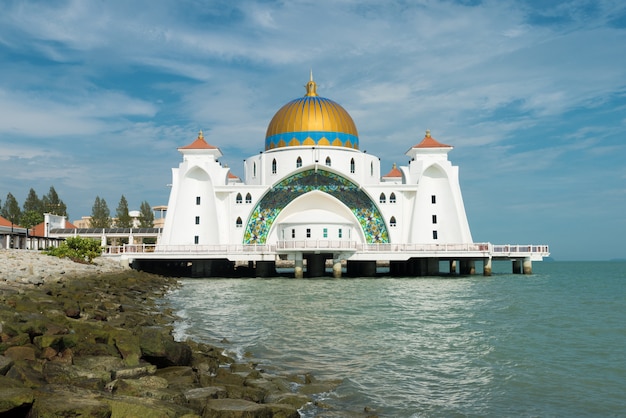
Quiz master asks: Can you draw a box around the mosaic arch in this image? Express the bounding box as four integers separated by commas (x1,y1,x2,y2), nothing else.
243,169,389,244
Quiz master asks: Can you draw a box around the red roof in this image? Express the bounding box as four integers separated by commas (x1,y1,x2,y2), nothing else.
30,220,77,237
178,131,218,150
413,130,452,148
383,163,402,178
227,171,240,180
0,215,20,228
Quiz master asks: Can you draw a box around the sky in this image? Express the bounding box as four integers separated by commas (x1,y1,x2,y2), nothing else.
1,0,625,261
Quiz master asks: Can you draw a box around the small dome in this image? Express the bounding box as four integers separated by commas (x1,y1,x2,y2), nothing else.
265,76,359,151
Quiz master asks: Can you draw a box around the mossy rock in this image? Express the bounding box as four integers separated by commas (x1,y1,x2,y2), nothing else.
0,387,35,414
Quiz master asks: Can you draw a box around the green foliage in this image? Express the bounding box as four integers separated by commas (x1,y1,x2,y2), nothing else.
139,201,154,228
21,188,44,229
45,236,102,264
42,186,68,217
20,210,44,230
90,196,111,228
1,192,21,226
115,195,132,228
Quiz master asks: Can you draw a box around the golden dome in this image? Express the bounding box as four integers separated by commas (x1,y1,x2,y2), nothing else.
265,75,359,150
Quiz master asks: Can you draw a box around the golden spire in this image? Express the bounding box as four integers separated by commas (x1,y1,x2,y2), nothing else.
426,129,431,137
392,163,397,169
198,130,204,139
305,70,318,97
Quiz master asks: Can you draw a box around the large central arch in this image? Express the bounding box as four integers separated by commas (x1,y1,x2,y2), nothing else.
243,168,389,244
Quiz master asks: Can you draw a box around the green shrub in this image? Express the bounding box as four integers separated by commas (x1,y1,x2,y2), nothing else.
45,236,102,264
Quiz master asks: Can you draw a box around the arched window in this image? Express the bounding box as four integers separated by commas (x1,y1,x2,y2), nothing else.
253,162,256,178
296,156,302,168
245,193,252,204
390,216,397,227
272,159,277,174
379,193,386,203
236,193,242,204
325,156,331,167
236,217,243,228
350,158,355,173
390,192,396,203
371,161,374,176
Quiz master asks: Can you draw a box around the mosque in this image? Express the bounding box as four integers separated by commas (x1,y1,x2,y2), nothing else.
149,75,547,278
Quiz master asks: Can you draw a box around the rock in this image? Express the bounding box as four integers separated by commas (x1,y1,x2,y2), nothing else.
0,250,345,416
0,354,14,374
154,366,197,390
0,387,35,414
264,392,312,409
3,346,37,362
5,362,47,388
140,327,192,367
203,398,299,418
111,363,158,380
103,394,197,417
29,385,112,418
184,386,229,411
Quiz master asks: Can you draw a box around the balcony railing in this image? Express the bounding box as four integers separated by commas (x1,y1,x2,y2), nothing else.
105,242,549,257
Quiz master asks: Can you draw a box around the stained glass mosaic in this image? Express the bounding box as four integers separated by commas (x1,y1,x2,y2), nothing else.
243,169,389,244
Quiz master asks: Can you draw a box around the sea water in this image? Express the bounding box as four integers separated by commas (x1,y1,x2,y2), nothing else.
167,261,626,417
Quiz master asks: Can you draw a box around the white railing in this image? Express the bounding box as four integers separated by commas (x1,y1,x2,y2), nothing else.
492,244,550,254
105,242,549,256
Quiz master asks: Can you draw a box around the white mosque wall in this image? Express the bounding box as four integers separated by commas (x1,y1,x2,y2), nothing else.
161,163,220,246
243,146,381,186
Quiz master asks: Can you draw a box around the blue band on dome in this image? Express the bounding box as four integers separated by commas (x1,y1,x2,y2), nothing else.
265,131,359,150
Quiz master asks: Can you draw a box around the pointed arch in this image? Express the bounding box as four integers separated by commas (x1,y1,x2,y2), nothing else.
296,156,302,168
272,158,277,174
236,193,242,204
243,169,389,244
245,193,252,204
379,193,386,203
325,156,331,167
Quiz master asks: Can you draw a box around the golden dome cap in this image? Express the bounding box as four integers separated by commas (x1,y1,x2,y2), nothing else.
265,75,359,150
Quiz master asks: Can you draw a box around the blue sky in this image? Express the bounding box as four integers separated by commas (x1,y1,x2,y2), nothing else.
1,0,625,261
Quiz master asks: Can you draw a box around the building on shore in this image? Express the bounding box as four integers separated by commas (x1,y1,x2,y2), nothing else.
129,75,551,278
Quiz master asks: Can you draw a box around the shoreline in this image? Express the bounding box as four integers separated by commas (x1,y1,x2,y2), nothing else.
0,250,347,417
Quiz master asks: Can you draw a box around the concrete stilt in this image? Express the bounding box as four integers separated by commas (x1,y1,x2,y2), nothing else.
523,257,532,275
512,259,522,274
294,254,304,279
483,257,492,276
449,260,457,274
332,259,342,278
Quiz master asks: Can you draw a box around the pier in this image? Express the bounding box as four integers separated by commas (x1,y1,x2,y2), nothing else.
107,242,550,278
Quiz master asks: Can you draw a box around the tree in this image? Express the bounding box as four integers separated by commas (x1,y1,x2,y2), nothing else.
138,201,154,228
21,188,44,229
1,193,22,230
90,196,111,228
115,195,132,228
42,186,68,217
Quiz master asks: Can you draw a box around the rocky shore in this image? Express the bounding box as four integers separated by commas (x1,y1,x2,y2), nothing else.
0,250,348,417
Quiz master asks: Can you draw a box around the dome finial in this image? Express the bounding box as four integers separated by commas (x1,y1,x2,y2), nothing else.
305,71,318,97
198,130,204,139
425,129,431,138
